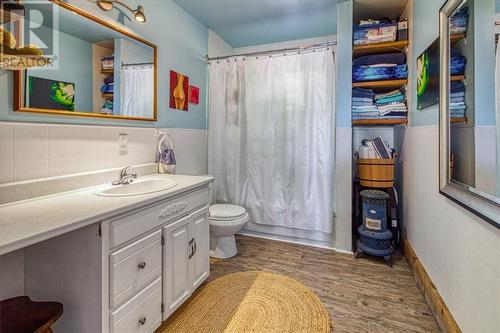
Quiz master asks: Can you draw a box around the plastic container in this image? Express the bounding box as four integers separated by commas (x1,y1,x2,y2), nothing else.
101,56,114,70
357,158,395,188
353,23,398,45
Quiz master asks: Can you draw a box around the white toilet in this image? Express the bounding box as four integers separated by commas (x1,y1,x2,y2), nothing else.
209,204,249,259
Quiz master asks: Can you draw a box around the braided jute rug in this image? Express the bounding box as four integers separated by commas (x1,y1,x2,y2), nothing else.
157,271,332,333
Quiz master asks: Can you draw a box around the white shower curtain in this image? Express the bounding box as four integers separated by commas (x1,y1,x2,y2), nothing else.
121,66,154,118
208,49,336,233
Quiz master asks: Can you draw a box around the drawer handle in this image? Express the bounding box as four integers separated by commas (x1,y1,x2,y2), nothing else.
138,261,146,270
193,240,197,256
138,317,147,326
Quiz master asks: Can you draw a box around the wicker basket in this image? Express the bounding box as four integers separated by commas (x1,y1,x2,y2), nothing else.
358,158,395,188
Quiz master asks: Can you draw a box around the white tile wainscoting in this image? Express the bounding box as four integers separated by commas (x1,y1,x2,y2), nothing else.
0,122,157,184
0,122,209,184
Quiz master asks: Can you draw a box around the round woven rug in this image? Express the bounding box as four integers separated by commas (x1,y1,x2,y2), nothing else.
159,271,331,333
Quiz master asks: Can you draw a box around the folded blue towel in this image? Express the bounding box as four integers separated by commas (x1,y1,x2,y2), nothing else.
100,83,114,94
352,97,373,102
353,52,406,67
104,75,114,85
375,94,405,105
353,64,408,82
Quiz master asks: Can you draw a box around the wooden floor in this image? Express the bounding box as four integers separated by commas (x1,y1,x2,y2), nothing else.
209,235,440,333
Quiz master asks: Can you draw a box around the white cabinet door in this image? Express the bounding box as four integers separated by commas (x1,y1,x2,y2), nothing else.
163,215,192,320
190,207,210,291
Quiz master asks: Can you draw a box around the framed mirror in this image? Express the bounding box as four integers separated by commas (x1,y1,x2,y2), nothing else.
439,0,500,227
11,0,157,121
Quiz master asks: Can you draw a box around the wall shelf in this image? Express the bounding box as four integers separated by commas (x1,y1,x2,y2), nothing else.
101,69,114,75
101,93,113,98
451,75,465,81
450,33,465,46
352,79,407,90
352,118,408,126
450,117,467,124
352,40,409,57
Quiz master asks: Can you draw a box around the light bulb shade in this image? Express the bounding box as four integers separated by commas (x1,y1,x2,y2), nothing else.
97,1,114,11
134,5,146,23
96,1,147,23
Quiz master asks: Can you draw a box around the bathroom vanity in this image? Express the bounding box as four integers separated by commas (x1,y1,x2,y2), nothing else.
0,173,214,332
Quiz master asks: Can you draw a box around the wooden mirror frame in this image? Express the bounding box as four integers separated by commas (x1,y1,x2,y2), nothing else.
439,0,500,228
13,0,158,122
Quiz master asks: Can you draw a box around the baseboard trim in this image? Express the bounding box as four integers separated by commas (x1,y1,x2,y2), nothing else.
401,234,461,333
237,231,336,251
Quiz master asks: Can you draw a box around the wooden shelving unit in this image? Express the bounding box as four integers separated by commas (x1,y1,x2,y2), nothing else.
101,93,113,98
351,41,409,126
352,118,408,126
451,75,465,81
450,117,467,124
101,69,114,75
450,33,465,46
352,40,409,57
352,79,407,90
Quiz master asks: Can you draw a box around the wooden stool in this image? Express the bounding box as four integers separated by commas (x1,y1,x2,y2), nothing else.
0,296,63,333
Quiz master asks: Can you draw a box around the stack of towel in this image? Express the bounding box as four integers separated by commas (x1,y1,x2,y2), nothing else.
450,50,466,76
353,53,408,82
450,6,469,34
450,81,466,118
375,89,407,119
100,83,114,94
352,88,408,120
352,88,378,120
100,100,113,114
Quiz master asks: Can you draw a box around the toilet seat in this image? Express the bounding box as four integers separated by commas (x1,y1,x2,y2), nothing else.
209,204,247,220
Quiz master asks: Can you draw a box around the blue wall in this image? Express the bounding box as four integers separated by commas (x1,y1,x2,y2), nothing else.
410,0,446,127
336,0,353,128
411,0,496,127
28,25,93,112
0,0,208,129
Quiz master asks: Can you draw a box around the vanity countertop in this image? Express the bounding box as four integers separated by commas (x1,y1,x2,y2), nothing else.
0,174,214,256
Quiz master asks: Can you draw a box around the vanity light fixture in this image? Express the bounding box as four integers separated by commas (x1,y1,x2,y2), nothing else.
96,0,147,23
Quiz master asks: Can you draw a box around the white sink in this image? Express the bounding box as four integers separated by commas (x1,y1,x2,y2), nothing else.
94,178,178,197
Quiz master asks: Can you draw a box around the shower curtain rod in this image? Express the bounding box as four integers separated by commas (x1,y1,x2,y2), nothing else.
121,62,154,68
205,41,337,62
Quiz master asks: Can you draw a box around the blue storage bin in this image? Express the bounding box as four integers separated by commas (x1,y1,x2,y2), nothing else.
353,23,398,45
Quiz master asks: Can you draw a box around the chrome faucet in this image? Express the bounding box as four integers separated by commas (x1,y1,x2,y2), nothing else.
113,166,137,185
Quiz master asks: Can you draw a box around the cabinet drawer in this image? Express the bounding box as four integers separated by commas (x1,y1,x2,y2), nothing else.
110,187,209,248
110,230,162,309
111,277,162,333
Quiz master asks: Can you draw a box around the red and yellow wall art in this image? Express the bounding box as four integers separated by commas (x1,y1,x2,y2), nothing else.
170,70,189,111
188,85,200,105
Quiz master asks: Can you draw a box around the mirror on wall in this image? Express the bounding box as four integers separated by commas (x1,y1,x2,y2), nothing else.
439,0,500,226
9,0,157,121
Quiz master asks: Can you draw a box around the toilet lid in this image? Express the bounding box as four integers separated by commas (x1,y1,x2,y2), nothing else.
209,204,247,219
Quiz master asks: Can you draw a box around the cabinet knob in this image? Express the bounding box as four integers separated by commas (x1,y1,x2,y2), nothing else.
138,261,146,269
138,317,147,326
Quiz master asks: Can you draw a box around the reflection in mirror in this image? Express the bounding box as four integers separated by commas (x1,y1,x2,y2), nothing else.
447,0,499,201
16,1,156,120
